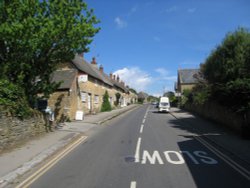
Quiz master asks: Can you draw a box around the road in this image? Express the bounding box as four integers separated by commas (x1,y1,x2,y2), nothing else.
21,104,250,188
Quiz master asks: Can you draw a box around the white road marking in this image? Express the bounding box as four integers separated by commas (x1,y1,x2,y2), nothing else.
130,181,137,188
140,150,219,165
141,150,164,164
135,137,142,163
140,124,144,133
142,119,145,124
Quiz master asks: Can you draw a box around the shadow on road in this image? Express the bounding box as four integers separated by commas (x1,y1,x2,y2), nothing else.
167,116,250,188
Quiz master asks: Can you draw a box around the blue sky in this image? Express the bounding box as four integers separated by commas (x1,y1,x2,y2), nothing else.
84,0,250,96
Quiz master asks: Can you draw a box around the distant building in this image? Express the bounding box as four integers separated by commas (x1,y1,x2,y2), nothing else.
176,69,200,93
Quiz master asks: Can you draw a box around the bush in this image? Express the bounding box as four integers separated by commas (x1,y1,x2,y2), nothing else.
0,79,31,118
101,91,112,112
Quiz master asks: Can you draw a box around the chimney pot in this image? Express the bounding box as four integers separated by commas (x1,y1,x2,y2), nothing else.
110,73,113,79
99,65,103,73
91,57,97,65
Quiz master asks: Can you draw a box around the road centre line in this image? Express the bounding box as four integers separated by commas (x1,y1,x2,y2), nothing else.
195,136,250,181
16,135,87,188
142,119,145,124
135,137,142,163
140,124,144,133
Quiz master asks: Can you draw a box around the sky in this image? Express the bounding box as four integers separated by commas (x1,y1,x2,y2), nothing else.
84,0,250,97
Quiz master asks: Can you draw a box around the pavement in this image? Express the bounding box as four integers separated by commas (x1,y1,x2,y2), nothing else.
0,105,249,187
0,104,139,188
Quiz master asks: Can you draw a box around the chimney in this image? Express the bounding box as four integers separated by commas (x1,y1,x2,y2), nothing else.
91,57,97,65
110,73,113,79
113,75,116,80
91,57,98,68
117,75,120,82
99,65,104,73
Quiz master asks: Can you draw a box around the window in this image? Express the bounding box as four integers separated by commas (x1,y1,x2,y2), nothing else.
94,95,99,104
95,79,98,87
81,92,86,102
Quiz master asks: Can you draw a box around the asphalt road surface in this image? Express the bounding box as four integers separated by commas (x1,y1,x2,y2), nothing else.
25,104,250,188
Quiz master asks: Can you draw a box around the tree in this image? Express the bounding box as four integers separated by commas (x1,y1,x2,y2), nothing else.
199,28,250,113
0,0,100,106
101,91,112,112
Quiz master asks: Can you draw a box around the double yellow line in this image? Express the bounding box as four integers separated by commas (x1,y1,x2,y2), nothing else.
16,135,87,188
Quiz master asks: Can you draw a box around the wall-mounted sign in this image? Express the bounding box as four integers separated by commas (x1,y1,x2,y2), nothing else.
78,74,88,83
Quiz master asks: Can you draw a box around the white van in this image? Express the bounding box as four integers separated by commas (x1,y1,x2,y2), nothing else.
158,97,170,112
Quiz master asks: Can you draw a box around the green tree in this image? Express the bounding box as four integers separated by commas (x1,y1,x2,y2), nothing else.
0,0,100,106
200,28,250,113
0,79,31,118
101,91,112,112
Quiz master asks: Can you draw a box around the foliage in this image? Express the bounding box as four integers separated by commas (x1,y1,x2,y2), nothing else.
115,92,121,106
147,95,158,102
101,91,112,112
0,79,31,118
193,28,250,113
0,0,100,107
137,98,144,104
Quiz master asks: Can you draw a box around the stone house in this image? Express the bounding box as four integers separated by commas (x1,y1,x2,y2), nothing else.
48,69,78,121
48,54,136,121
176,69,200,93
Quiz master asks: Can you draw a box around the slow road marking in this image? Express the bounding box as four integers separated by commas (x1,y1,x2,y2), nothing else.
130,181,137,188
141,150,218,165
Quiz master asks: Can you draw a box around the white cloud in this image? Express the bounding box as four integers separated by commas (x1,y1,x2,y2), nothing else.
113,67,152,91
165,6,178,13
113,67,177,94
153,36,161,42
155,68,177,81
155,68,168,75
114,17,127,29
187,8,196,13
130,6,137,14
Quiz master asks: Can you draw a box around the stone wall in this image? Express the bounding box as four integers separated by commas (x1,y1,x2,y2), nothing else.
0,111,46,152
184,102,250,135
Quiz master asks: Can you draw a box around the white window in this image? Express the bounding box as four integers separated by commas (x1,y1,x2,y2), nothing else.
95,79,98,87
94,95,99,104
81,92,86,102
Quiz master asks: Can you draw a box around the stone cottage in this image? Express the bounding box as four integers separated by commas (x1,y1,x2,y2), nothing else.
48,54,136,121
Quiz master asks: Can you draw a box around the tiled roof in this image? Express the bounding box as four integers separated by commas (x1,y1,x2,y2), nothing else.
178,69,200,84
72,55,113,87
51,69,77,89
90,65,114,87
